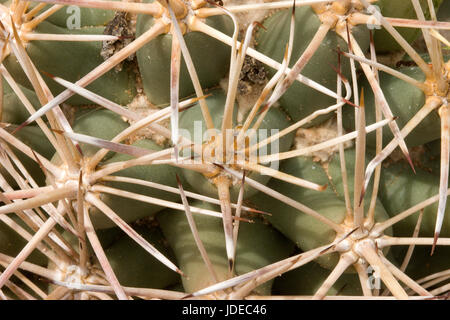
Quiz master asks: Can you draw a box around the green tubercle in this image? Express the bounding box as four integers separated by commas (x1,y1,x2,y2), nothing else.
378,161,450,238
272,260,363,296
1,125,55,188
4,21,136,106
256,6,369,125
251,151,392,271
136,0,233,106
178,89,294,200
374,0,443,53
250,156,346,270
71,108,130,159
39,3,117,28
105,226,180,289
90,138,181,229
0,214,48,267
157,201,295,294
0,78,41,125
343,66,439,147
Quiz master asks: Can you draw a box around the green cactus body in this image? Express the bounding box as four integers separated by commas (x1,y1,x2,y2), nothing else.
59,226,123,256
250,156,346,270
136,0,233,106
157,201,295,294
327,149,395,230
374,0,443,52
105,226,180,289
41,4,116,28
272,260,363,296
179,89,294,200
343,66,440,147
48,109,181,229
376,160,450,281
1,125,55,188
90,138,181,229
178,89,237,143
49,108,131,183
251,152,392,271
3,21,136,106
71,108,130,159
0,79,40,124
0,214,48,266
378,161,450,238
255,6,369,125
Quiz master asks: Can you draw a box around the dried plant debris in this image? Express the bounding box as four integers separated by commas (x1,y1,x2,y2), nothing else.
125,94,169,146
101,12,136,71
295,118,354,163
222,0,273,31
238,56,267,95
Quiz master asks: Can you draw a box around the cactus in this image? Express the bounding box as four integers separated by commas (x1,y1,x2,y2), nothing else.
0,0,449,301
373,0,444,52
157,201,294,295
255,3,370,125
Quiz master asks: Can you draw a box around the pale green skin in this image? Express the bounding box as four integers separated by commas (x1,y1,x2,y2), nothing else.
374,156,450,280
90,139,182,229
105,226,180,289
40,4,116,28
56,226,122,256
250,154,391,271
374,0,443,52
272,260,363,296
378,161,450,238
178,89,294,201
343,66,440,147
328,148,450,280
48,109,181,229
71,108,130,159
0,78,40,124
0,125,55,188
4,21,136,106
0,214,48,267
49,108,130,180
25,0,117,27
327,149,396,228
136,0,233,106
157,201,295,294
250,156,347,270
327,148,393,253
256,6,370,125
